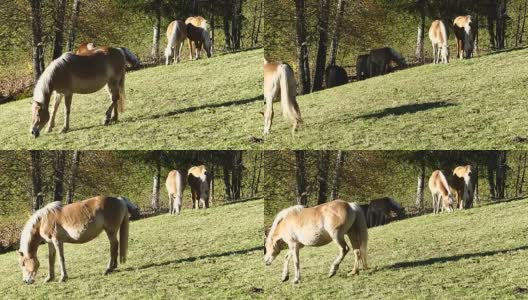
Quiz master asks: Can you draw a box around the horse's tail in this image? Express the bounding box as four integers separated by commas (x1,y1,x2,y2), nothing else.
117,72,126,113
119,196,140,219
349,202,368,269
118,47,140,69
277,63,302,133
438,21,448,46
164,21,180,60
119,214,129,264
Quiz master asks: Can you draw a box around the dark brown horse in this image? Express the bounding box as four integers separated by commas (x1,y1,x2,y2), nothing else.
367,47,407,78
366,197,404,227
356,54,369,80
453,15,475,59
325,65,348,88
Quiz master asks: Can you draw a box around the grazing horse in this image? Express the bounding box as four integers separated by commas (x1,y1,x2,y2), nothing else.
18,196,139,284
185,16,212,59
30,46,126,137
166,170,187,215
452,165,475,209
186,23,212,60
263,60,302,134
428,170,455,214
453,15,475,59
264,200,368,284
165,20,187,65
356,54,369,80
324,65,348,88
367,47,407,77
429,20,449,64
366,197,405,227
188,165,211,209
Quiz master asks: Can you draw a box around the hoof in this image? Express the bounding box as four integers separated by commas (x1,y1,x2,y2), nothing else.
281,275,289,282
44,276,54,283
59,128,68,134
104,269,113,275
348,269,359,276
46,127,53,133
328,270,336,278
293,278,300,284
59,276,68,283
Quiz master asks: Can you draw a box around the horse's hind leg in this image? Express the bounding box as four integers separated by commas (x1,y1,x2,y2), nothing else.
104,230,119,275
47,93,63,133
169,193,174,214
329,233,349,278
60,94,72,134
347,232,363,275
263,96,274,134
105,84,119,125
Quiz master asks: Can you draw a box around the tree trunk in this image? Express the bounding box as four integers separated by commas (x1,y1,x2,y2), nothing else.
520,152,527,195
66,150,80,204
515,152,522,196
254,152,263,195
67,0,81,52
223,0,232,49
496,0,507,49
253,1,263,46
487,7,496,49
210,164,215,204
415,0,425,63
415,155,425,208
151,0,162,59
30,151,43,212
295,0,311,94
331,151,345,200
151,154,161,209
53,151,66,202
223,159,232,200
52,0,67,60
487,155,496,199
495,151,507,199
474,164,480,205
328,0,345,66
519,0,528,44
30,0,45,82
312,0,330,92
295,151,308,206
231,151,242,200
317,151,330,204
250,152,258,197
210,0,216,53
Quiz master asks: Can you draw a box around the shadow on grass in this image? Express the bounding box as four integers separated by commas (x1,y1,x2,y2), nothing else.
382,245,528,270
357,101,456,120
123,246,263,271
68,94,264,133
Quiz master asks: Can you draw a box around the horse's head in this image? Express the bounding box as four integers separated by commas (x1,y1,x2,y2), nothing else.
18,251,40,284
30,101,49,138
264,229,283,265
202,30,212,58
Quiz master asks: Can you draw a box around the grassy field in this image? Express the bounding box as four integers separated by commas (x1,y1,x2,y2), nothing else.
0,199,263,299
263,198,528,299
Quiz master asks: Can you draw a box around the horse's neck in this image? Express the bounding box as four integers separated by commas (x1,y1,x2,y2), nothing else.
25,225,44,257
34,85,52,108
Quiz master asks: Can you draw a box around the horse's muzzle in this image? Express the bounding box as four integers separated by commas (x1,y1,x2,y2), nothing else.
23,279,34,284
31,127,40,138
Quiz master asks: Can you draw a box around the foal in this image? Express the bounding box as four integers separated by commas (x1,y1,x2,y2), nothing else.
428,170,455,214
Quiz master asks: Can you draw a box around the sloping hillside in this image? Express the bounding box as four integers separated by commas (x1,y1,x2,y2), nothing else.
0,49,264,150
0,200,263,299
263,198,528,298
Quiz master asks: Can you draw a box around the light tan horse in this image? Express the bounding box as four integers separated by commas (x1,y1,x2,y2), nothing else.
429,20,449,64
452,165,475,209
263,60,302,135
428,170,455,214
18,196,139,284
188,165,211,209
166,169,186,215
185,16,212,59
453,15,475,59
264,200,368,284
30,47,126,138
165,20,188,65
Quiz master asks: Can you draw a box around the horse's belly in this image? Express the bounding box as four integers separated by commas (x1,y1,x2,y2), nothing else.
294,226,332,246
61,218,105,243
70,76,109,94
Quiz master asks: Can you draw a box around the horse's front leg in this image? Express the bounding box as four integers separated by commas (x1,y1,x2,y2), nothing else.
44,243,56,282
169,194,173,214
60,94,72,134
52,239,68,282
188,39,194,60
105,85,120,125
104,231,118,275
47,93,63,133
263,96,274,134
281,250,291,282
329,235,349,277
292,245,301,284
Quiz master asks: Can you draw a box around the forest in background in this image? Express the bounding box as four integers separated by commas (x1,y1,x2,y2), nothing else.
264,151,526,226
0,150,264,252
0,0,263,101
265,0,527,93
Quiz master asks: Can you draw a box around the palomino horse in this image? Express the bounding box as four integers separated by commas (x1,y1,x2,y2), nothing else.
366,197,405,227
185,16,212,59
264,200,368,283
324,65,348,88
18,196,139,284
428,170,455,214
453,15,475,59
367,47,407,77
166,169,186,215
452,165,475,209
30,46,126,137
263,60,302,135
188,165,211,209
429,20,449,64
356,54,369,80
165,20,188,65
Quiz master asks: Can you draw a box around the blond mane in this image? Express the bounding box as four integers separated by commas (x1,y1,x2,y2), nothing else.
266,205,304,244
19,201,62,255
34,54,73,104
